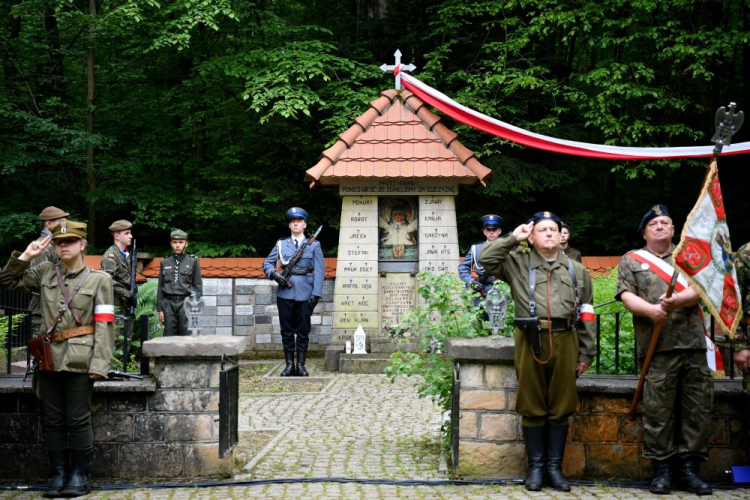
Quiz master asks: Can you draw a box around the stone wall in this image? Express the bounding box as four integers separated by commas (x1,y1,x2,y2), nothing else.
447,335,750,482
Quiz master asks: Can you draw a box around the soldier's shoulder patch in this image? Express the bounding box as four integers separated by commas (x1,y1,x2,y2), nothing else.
107,253,115,258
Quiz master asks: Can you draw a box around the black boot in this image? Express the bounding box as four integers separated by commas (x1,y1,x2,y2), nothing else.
546,423,571,492
60,448,91,497
280,351,296,377
681,457,712,495
42,449,68,498
650,459,672,494
522,426,546,491
296,351,309,377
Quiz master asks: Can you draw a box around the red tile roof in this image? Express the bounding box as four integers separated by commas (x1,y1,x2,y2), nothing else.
582,256,621,276
306,89,492,187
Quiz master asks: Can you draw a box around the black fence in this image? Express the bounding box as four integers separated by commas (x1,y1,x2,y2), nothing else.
0,288,33,375
219,355,239,458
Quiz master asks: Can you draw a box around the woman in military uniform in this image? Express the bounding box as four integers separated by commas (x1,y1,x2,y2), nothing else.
0,221,115,498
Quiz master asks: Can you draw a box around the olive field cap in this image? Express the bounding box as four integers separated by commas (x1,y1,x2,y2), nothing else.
561,222,571,231
108,220,132,232
50,220,87,240
638,204,670,232
286,207,308,221
38,206,70,221
481,214,503,228
528,211,562,231
170,229,188,240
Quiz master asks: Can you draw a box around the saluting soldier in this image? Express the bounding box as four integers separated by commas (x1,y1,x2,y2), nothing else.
29,206,69,338
263,207,324,377
479,211,595,492
458,214,503,311
101,220,135,314
0,221,115,497
157,229,203,336
560,222,582,262
733,242,750,395
616,205,712,495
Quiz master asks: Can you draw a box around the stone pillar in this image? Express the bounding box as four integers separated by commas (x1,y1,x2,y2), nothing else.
139,336,247,477
446,335,526,478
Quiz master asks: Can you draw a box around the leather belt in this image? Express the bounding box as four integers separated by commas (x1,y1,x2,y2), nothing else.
288,267,313,276
52,325,94,343
165,294,189,301
539,318,572,331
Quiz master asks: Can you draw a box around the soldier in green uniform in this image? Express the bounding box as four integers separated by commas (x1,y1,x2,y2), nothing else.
157,229,203,336
101,220,135,314
732,242,750,394
479,211,596,492
0,221,115,498
560,222,582,263
616,205,712,495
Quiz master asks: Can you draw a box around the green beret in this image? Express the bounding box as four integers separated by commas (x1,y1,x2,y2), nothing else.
51,220,87,240
38,206,69,221
170,229,188,240
109,220,132,232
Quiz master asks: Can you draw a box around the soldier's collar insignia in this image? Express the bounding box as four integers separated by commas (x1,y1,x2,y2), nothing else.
653,205,662,215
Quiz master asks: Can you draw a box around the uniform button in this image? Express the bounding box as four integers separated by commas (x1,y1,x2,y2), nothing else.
60,299,65,304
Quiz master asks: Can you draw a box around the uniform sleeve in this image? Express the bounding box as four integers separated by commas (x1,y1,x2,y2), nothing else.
102,253,129,299
90,274,115,377
458,248,474,285
734,243,750,351
615,255,637,301
577,265,596,365
312,242,324,298
0,252,42,292
263,243,279,278
156,260,165,313
193,257,203,298
478,235,518,282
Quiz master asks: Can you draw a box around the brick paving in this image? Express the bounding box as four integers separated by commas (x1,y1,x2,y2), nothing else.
2,365,750,499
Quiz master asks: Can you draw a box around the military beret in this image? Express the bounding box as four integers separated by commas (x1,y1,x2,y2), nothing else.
51,220,87,240
286,207,308,221
38,206,69,221
638,204,670,232
528,211,562,230
481,214,503,228
108,220,132,232
170,229,188,240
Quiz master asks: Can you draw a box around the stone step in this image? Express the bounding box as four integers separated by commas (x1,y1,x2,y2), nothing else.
339,353,392,374
369,337,423,354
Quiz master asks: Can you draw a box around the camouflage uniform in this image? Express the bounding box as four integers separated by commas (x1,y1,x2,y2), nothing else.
734,242,750,395
616,245,713,461
101,244,131,314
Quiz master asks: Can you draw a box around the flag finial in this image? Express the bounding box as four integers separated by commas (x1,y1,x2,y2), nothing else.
711,102,744,155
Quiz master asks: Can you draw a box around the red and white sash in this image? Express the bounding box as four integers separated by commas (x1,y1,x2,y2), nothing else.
626,250,724,372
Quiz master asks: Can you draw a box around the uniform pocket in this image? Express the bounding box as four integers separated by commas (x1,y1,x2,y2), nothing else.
65,336,94,370
180,268,193,284
70,288,94,315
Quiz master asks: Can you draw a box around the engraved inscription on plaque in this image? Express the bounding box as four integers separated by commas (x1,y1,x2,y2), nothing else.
338,245,377,261
420,261,455,273
379,273,417,328
340,179,459,195
336,294,377,312
338,261,377,277
339,227,378,245
419,244,458,261
333,312,379,329
341,212,376,226
341,196,378,212
334,277,379,295
419,195,456,211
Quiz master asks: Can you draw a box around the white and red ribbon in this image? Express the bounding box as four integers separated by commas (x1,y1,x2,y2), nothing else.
395,67,750,159
94,304,115,323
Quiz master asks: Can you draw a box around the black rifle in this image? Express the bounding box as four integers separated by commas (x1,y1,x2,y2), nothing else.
122,239,137,369
107,370,146,380
477,272,498,297
280,226,323,287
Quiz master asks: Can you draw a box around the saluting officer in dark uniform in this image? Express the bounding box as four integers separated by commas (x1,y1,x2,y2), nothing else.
479,211,596,492
263,207,324,377
157,230,203,336
458,215,503,311
101,220,135,314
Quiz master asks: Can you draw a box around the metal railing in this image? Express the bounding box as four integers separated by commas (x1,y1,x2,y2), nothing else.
1,288,32,375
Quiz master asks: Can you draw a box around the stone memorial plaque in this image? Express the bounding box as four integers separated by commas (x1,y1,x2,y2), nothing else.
337,260,377,277
420,261,456,274
202,279,218,295
335,294,377,312
334,277,379,295
379,273,417,328
340,178,458,195
419,243,459,262
419,195,456,211
333,311,379,329
340,211,378,227
338,244,377,261
419,210,456,227
235,305,253,316
202,296,217,307
339,227,378,245
341,196,378,212
420,226,459,244
217,280,233,295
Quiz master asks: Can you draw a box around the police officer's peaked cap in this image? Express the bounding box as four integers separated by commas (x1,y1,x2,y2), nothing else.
108,220,132,232
51,220,87,240
38,206,69,221
170,229,189,240
481,214,503,228
638,204,670,232
528,211,562,230
286,207,308,221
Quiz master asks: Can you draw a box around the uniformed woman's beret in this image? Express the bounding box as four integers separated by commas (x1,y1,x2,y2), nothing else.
528,211,562,230
108,220,132,232
481,214,503,228
50,220,87,240
170,229,189,240
638,204,670,232
38,206,70,221
286,207,308,221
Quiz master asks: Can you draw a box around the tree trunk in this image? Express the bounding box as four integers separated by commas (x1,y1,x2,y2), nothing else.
86,0,97,244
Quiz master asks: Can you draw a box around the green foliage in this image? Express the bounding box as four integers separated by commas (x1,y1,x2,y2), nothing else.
110,280,162,371
0,313,26,366
592,268,635,375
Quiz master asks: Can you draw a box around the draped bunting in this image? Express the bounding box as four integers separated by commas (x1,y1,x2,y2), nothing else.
396,68,750,159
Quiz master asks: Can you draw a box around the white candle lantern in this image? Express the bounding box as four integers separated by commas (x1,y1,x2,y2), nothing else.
352,325,367,354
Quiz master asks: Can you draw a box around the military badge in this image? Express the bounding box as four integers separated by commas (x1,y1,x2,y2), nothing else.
653,205,662,215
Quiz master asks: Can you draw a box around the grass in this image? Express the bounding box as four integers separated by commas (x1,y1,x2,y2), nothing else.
238,361,329,394
233,430,277,470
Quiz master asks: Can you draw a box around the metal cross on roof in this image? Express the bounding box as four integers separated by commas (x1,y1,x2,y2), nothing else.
380,49,416,90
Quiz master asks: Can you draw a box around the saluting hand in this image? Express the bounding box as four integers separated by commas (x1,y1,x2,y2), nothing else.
19,236,52,262
512,222,534,242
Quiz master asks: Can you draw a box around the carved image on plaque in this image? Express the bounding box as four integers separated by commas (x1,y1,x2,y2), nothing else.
378,197,418,260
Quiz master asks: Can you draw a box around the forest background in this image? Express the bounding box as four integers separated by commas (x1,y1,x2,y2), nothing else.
2,0,749,259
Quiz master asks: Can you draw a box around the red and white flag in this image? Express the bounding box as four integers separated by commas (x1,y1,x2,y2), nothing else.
674,159,742,336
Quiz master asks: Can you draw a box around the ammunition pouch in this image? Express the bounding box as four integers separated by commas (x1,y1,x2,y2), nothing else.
514,317,542,356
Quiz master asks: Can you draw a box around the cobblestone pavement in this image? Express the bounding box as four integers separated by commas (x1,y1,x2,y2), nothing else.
2,366,750,499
